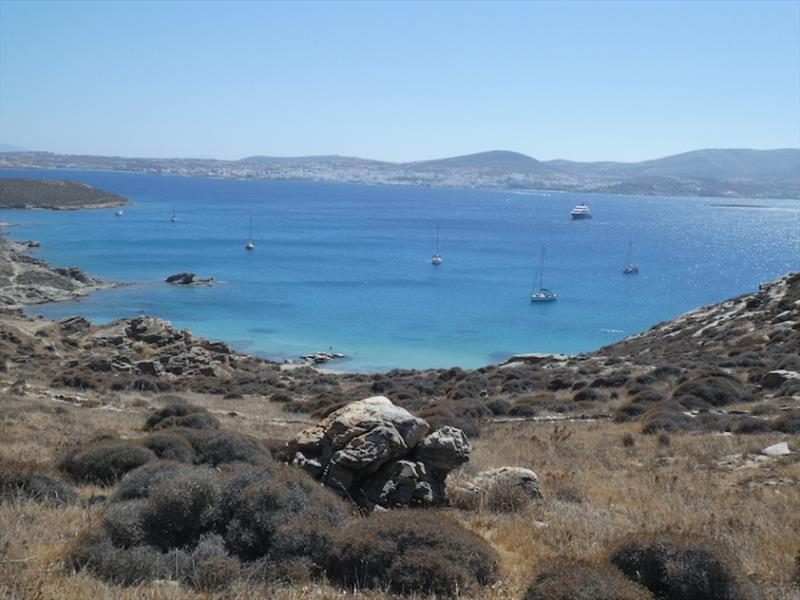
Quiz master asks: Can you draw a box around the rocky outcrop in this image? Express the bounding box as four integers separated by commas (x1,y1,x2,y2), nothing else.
0,235,114,308
761,370,800,389
290,396,470,509
165,272,214,286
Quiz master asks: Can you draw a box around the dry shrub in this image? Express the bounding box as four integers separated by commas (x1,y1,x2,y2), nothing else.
59,440,156,485
731,417,771,435
66,529,168,586
224,466,349,565
194,430,271,466
614,390,666,423
523,557,653,600
641,404,697,435
0,461,78,505
486,477,537,513
141,431,196,462
145,402,219,431
327,510,499,596
671,376,750,409
111,460,184,502
143,466,222,550
609,533,754,600
772,409,800,434
172,534,241,592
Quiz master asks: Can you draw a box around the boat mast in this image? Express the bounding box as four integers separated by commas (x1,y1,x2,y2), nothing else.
435,223,440,255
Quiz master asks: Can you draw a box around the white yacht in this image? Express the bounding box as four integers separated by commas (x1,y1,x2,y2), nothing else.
531,245,558,302
170,202,177,223
245,213,255,250
570,202,592,220
114,209,123,217
431,223,443,265
623,240,639,274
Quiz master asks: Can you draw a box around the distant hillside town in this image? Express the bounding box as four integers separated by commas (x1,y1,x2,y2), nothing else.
1,147,798,199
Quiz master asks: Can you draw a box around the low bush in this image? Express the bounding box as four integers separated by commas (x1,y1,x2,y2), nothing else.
609,533,753,600
731,417,771,435
194,430,271,466
772,409,800,434
145,403,219,431
141,432,196,462
614,391,666,422
641,404,697,435
224,466,350,565
327,510,498,596
66,529,167,586
0,461,78,505
671,377,751,409
523,557,653,600
174,534,241,592
59,441,156,485
110,460,185,502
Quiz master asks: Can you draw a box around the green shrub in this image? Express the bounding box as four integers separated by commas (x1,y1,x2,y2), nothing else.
59,441,156,485
523,557,653,600
609,533,753,600
327,510,498,596
0,461,78,505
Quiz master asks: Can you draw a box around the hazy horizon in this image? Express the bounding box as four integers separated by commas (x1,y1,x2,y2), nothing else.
1,0,799,162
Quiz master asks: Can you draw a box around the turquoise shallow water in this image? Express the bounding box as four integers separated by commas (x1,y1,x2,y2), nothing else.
1,168,798,371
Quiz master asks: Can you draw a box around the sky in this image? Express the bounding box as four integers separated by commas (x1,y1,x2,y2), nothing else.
1,0,799,163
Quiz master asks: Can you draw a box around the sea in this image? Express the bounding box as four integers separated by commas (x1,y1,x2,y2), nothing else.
1,168,798,372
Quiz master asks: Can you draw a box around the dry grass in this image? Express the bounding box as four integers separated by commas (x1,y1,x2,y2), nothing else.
1,386,798,599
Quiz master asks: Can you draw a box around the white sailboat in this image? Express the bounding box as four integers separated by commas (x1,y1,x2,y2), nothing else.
623,240,639,275
245,213,255,250
431,223,443,265
170,202,177,223
531,245,558,302
114,209,123,217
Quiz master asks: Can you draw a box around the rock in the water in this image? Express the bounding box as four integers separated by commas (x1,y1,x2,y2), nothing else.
761,370,800,389
290,396,468,509
166,272,196,284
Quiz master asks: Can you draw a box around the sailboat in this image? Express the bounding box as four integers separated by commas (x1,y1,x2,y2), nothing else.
114,209,123,217
622,240,638,275
531,245,558,302
431,223,443,265
170,202,177,223
245,213,255,250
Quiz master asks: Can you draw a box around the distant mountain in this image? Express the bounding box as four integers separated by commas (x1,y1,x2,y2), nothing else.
404,150,558,177
1,147,797,199
547,148,800,182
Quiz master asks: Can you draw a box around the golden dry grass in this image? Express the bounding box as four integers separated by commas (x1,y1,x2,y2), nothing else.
1,385,798,599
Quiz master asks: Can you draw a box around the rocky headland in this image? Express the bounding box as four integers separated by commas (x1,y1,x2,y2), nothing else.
0,234,115,308
0,178,129,210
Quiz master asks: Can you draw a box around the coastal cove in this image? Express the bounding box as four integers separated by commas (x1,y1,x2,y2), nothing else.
1,168,798,372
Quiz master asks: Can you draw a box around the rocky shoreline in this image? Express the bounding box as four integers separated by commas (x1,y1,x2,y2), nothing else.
0,234,117,308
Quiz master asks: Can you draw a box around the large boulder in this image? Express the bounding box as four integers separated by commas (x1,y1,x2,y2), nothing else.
761,370,800,389
291,396,469,509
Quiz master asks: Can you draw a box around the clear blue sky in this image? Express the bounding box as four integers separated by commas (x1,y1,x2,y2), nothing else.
1,0,798,162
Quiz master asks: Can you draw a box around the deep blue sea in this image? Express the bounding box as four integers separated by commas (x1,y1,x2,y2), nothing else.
1,168,798,371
